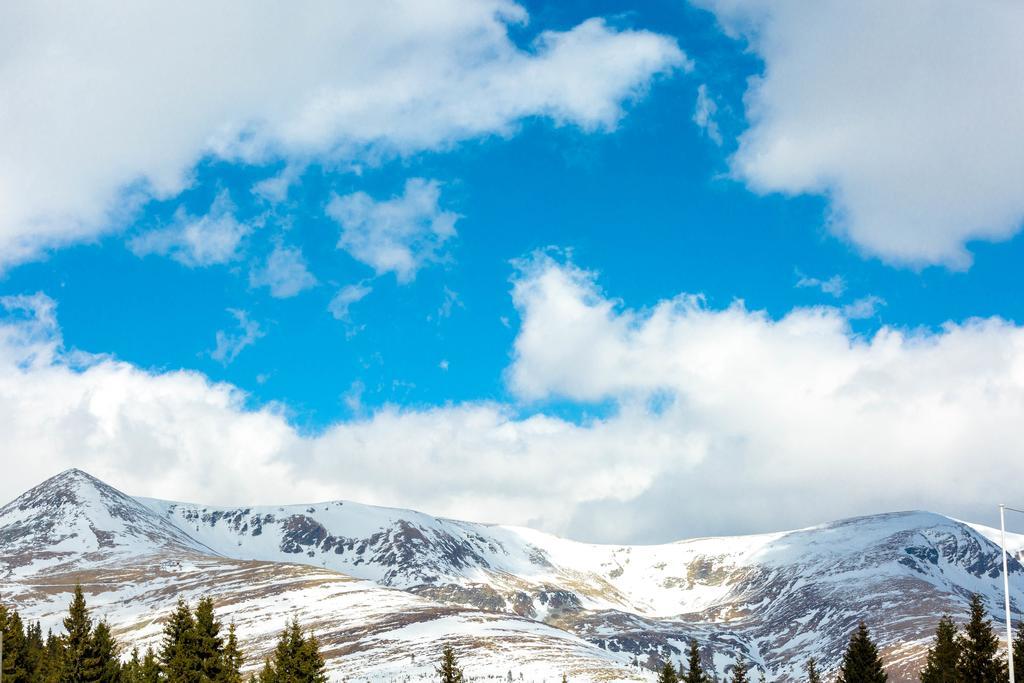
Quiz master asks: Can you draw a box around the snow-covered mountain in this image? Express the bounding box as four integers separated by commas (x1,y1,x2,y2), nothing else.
2,469,1022,682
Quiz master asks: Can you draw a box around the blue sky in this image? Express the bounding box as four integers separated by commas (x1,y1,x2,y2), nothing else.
2,0,1024,542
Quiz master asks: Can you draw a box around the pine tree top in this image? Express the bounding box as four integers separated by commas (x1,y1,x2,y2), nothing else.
806,657,822,683
437,644,465,683
684,639,707,683
958,594,1007,683
837,622,888,683
658,660,679,683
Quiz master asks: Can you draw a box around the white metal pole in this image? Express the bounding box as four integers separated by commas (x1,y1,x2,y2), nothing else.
1002,504,1016,683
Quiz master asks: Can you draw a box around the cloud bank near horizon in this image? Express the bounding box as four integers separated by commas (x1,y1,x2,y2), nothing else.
3,255,1023,543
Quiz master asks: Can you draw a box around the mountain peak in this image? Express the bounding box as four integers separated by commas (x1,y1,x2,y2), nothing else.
0,468,210,571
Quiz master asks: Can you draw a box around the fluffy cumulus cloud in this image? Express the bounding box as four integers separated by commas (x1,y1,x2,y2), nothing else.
0,1,684,268
327,179,459,283
694,0,1024,268
4,259,1024,542
507,256,1024,537
249,243,318,298
129,191,250,267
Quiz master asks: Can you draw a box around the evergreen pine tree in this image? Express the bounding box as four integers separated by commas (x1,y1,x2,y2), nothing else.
920,615,960,683
257,617,327,683
1,606,30,683
42,630,64,683
805,658,821,683
295,632,328,683
24,620,45,682
140,648,161,683
273,618,304,681
436,644,464,683
1014,622,1024,683
957,594,1008,683
87,621,121,683
836,622,887,683
193,597,224,682
160,598,200,683
683,640,707,683
255,658,276,683
218,622,244,683
658,660,679,683
730,660,749,683
123,647,143,683
59,584,93,683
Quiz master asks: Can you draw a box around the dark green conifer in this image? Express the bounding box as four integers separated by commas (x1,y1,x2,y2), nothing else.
59,584,93,683
42,630,64,683
218,622,244,683
257,617,327,683
805,658,821,683
123,647,143,683
836,622,887,683
88,621,121,683
683,640,707,683
1014,621,1024,682
160,598,200,682
730,660,749,683
920,615,960,683
658,660,679,683
957,594,1007,683
256,660,277,683
295,632,328,683
24,620,45,681
193,597,224,682
436,644,464,683
1,606,30,683
140,647,161,683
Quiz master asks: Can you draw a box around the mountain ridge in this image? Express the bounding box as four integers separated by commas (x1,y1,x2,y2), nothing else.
3,468,1023,682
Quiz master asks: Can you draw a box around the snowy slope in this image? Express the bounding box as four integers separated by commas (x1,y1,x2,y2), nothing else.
0,469,214,577
3,469,1024,682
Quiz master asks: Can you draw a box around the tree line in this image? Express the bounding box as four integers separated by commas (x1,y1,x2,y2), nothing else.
5,589,1024,682
0,585,327,682
646,593,1024,683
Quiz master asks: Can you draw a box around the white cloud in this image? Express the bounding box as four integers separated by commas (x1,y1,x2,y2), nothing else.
693,84,722,145
129,191,250,267
211,309,264,365
327,179,459,283
252,165,305,204
4,262,1024,542
842,295,885,321
328,283,373,321
506,255,1024,537
694,0,1024,268
250,243,317,298
343,380,365,413
0,2,684,268
795,272,846,298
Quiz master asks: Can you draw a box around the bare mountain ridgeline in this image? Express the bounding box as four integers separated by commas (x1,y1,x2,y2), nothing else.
2,469,1024,682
